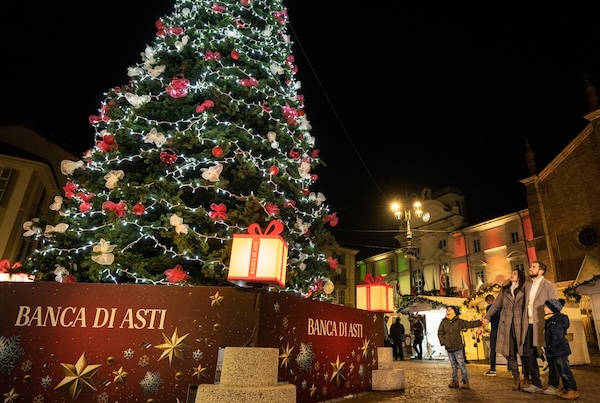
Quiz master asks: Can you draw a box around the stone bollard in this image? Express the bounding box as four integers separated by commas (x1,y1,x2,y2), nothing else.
371,346,405,391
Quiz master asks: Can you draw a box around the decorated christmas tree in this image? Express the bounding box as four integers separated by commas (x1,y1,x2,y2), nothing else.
22,0,338,298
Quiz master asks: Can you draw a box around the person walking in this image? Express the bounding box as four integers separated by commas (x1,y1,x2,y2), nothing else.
411,315,425,360
438,306,483,389
482,269,526,390
521,260,559,394
483,294,501,375
389,317,405,360
543,298,579,400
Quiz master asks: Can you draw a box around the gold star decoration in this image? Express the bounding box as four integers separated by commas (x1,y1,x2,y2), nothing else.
3,388,19,403
279,343,294,368
210,291,224,306
329,355,346,386
349,363,355,373
192,364,207,379
361,338,370,358
310,384,317,397
112,366,128,383
155,328,189,365
54,352,102,400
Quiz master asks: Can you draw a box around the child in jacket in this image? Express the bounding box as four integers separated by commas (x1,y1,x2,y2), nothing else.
544,299,579,400
438,305,482,389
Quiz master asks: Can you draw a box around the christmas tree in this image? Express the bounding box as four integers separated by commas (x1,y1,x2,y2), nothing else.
22,0,339,298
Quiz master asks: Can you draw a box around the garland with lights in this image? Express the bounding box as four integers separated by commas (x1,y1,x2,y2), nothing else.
20,0,338,299
463,284,502,306
396,295,451,313
563,274,600,302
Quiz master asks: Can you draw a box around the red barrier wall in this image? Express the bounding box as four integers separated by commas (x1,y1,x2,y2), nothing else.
0,282,381,402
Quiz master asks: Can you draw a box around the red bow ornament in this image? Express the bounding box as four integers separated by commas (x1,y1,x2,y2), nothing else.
364,273,384,285
208,203,228,221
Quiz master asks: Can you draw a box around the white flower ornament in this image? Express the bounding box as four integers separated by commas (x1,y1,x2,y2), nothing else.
60,159,84,176
201,163,223,182
44,223,69,236
49,195,63,211
23,219,42,237
91,238,116,265
104,170,125,189
170,214,189,235
309,192,326,206
144,128,167,147
124,93,151,108
175,35,189,51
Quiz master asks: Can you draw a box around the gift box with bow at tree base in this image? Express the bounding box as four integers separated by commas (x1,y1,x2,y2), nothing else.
356,274,394,312
227,221,288,288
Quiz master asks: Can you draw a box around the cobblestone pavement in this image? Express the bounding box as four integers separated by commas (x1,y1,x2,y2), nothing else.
324,349,600,403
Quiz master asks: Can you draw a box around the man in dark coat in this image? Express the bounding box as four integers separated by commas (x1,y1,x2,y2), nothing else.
389,317,405,360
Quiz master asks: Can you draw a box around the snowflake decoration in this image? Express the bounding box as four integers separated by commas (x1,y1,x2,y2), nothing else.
33,395,44,403
322,386,328,395
323,371,329,381
274,302,280,312
139,371,162,394
282,317,289,328
193,349,204,361
0,335,25,374
21,359,33,372
97,392,109,403
123,348,134,360
315,361,320,370
301,380,307,389
295,342,314,374
138,355,150,367
41,375,52,388
346,379,351,388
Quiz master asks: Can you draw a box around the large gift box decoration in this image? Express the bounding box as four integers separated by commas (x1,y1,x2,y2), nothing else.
356,274,394,312
227,221,289,288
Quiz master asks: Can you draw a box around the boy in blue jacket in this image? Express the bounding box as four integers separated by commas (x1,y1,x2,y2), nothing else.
438,305,482,389
544,298,579,400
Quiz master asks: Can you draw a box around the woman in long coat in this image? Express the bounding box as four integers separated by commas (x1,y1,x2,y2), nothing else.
483,269,526,390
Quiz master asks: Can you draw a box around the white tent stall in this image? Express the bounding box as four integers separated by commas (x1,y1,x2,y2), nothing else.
399,295,486,361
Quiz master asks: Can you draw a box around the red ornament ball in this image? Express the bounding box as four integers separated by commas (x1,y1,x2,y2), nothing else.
132,203,146,215
160,149,178,164
231,50,240,60
269,166,279,175
212,146,224,157
288,148,300,160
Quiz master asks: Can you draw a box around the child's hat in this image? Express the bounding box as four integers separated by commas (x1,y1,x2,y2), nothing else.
545,298,565,313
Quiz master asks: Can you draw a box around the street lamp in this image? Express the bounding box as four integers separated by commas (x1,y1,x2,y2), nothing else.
390,194,430,258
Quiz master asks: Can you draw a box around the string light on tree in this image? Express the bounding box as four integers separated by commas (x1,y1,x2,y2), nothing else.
20,0,338,299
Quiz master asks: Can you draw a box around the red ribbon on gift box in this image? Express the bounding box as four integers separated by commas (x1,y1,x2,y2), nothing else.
364,273,384,285
248,220,284,236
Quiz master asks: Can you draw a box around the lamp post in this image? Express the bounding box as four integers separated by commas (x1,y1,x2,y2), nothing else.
391,193,430,294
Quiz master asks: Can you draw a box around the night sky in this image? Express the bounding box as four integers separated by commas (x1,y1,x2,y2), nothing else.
3,1,600,259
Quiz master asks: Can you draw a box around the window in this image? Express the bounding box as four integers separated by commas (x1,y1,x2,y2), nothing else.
438,240,447,249
335,290,345,305
512,261,525,272
334,252,345,265
441,263,450,289
0,168,13,204
473,239,481,253
510,231,519,243
413,269,425,294
574,226,600,250
475,269,485,289
333,267,347,286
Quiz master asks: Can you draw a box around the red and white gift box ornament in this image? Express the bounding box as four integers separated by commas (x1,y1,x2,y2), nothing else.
356,273,394,312
227,220,288,288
